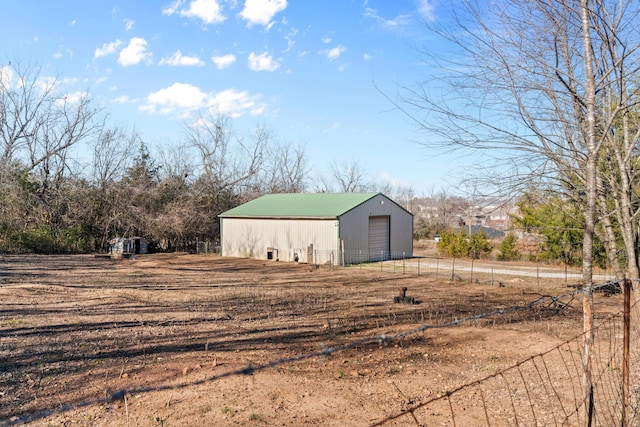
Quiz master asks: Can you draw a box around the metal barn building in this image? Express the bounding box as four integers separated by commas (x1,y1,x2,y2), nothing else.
219,193,413,265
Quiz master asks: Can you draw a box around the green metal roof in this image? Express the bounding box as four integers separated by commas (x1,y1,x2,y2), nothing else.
219,193,381,218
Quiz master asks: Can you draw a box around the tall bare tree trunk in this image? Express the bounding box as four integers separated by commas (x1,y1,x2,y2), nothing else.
580,1,596,424
618,112,640,285
594,195,622,279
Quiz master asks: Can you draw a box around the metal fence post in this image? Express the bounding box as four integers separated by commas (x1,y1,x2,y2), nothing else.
403,252,405,274
623,276,631,426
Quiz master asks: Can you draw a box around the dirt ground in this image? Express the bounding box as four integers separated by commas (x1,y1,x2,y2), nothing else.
0,252,624,426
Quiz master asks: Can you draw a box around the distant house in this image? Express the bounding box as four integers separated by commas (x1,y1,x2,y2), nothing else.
466,225,505,239
109,237,148,258
219,192,413,265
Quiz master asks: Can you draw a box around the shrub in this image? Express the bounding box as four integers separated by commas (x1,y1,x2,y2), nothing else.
438,229,492,259
497,233,519,261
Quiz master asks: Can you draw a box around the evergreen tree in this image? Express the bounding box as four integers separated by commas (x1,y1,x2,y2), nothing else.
497,233,519,261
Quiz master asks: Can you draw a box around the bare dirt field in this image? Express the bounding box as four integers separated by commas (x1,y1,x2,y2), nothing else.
0,253,625,426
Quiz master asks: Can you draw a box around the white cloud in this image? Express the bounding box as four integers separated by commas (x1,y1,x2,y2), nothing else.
35,76,57,93
61,77,79,86
140,83,266,118
124,19,135,31
159,50,204,66
118,37,152,66
417,0,435,22
248,52,280,72
283,26,298,53
323,122,341,133
70,19,76,27
95,40,123,59
239,0,287,27
53,52,63,60
141,82,206,114
162,0,225,25
364,7,412,30
207,88,266,117
111,95,134,104
56,91,87,106
325,45,346,61
161,0,180,15
211,54,236,69
363,53,372,61
0,66,13,87
322,35,332,44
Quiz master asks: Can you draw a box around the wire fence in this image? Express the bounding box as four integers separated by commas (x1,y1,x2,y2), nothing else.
373,287,638,426
2,253,636,426
6,278,636,426
311,249,613,286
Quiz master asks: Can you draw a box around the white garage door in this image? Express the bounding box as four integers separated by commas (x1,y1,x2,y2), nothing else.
368,216,390,261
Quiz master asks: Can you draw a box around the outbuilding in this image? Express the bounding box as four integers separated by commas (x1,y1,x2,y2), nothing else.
219,192,413,265
108,236,148,258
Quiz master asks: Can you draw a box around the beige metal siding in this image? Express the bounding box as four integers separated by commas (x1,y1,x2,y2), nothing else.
221,217,339,264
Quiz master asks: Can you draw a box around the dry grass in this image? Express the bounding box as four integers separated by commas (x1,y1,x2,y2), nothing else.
0,253,624,426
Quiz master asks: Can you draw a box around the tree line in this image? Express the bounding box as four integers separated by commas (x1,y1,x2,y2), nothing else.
0,62,415,254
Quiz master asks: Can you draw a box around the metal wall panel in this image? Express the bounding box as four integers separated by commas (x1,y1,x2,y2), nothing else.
339,194,413,262
221,218,339,264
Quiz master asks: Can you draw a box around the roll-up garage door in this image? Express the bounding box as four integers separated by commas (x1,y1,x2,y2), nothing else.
368,216,390,261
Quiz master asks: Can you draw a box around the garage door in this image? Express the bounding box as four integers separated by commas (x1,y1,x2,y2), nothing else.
368,216,390,261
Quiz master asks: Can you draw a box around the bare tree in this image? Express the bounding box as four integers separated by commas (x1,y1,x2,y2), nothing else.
187,113,265,197
402,2,640,420
401,0,640,288
258,141,308,193
87,127,140,249
319,158,371,193
91,126,137,189
0,62,101,174
375,181,415,211
182,114,270,241
0,61,103,250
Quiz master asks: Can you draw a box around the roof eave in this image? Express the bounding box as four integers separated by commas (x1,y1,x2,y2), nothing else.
219,215,338,220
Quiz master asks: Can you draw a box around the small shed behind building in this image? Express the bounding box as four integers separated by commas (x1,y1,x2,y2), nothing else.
109,237,148,258
219,192,413,265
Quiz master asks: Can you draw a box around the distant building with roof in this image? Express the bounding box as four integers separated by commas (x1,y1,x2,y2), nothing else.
219,192,413,265
108,237,148,258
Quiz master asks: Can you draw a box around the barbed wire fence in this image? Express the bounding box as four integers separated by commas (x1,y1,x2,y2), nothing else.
371,286,638,426
6,276,637,427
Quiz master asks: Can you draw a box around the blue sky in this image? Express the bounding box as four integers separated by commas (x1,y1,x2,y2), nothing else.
0,0,467,195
